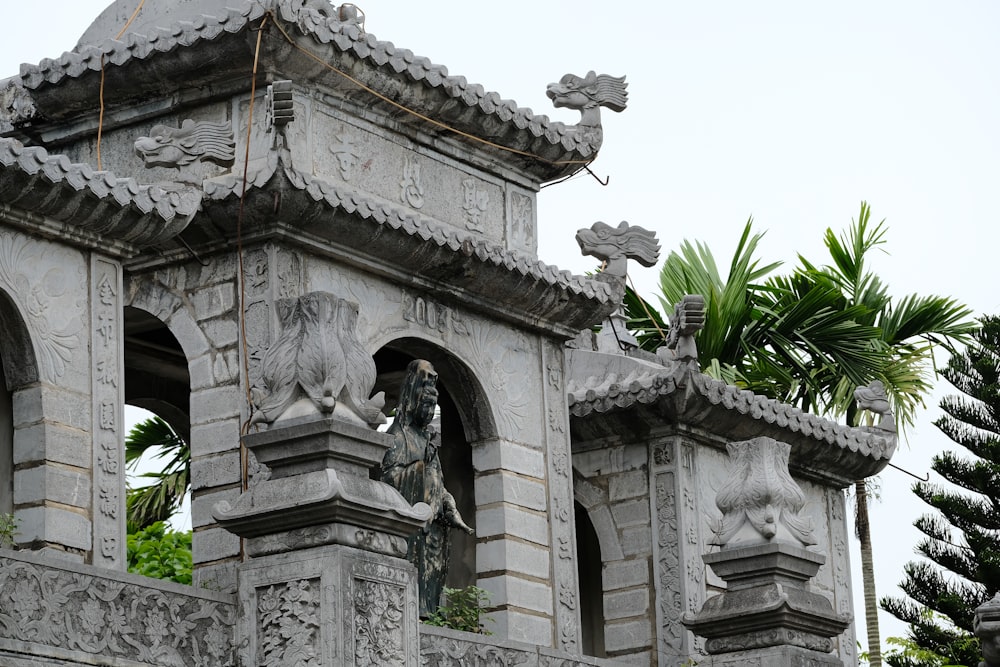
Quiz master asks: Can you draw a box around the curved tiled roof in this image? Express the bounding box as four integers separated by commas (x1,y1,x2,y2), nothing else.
21,4,265,89
0,137,199,246
567,358,896,480
19,0,599,164
197,157,619,333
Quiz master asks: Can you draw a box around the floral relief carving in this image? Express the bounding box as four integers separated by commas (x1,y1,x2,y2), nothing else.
257,579,321,667
354,578,405,666
465,321,530,439
420,631,535,666
0,232,82,382
0,555,235,665
656,471,684,655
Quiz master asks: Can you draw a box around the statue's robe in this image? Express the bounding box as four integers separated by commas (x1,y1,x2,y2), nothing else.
381,427,451,617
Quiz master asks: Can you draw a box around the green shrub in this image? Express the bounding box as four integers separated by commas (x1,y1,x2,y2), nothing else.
424,585,493,634
126,521,192,585
0,513,16,548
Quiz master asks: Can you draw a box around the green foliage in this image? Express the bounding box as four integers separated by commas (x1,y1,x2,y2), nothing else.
0,513,16,548
125,416,190,532
126,521,192,585
882,317,1000,667
625,202,976,430
881,634,974,667
423,585,493,634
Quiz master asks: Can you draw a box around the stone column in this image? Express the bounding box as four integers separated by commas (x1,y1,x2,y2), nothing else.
681,436,850,666
214,415,430,666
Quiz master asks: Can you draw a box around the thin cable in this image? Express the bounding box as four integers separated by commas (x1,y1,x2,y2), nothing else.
96,0,147,170
237,16,269,494
268,17,595,169
627,273,666,342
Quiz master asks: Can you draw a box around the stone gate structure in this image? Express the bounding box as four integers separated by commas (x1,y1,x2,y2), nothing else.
0,1,896,665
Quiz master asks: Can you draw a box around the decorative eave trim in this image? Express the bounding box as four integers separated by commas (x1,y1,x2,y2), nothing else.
194,160,618,335
0,137,199,248
567,360,896,483
20,4,264,90
16,1,595,174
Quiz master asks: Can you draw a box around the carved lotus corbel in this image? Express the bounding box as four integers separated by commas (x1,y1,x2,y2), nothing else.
250,291,386,428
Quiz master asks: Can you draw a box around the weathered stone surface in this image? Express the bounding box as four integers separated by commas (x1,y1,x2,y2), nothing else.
475,472,548,511
239,544,421,667
477,539,550,580
0,549,235,666
13,465,90,507
16,506,91,551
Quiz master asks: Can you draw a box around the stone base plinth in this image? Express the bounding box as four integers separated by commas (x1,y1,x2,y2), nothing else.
238,544,420,667
683,542,849,657
697,644,844,667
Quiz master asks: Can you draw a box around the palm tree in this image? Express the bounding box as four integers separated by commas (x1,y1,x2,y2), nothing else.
626,202,976,665
125,416,189,533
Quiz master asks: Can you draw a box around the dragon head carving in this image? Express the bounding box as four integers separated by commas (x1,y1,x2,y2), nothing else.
134,119,235,183
576,221,659,278
546,71,627,149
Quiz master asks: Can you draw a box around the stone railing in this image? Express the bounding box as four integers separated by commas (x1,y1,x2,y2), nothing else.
420,624,628,666
0,548,236,666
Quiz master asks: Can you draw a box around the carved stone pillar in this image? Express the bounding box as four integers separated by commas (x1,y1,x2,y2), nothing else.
213,291,431,666
681,437,849,666
214,416,431,666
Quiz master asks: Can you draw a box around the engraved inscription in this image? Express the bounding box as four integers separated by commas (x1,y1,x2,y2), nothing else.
331,126,362,181
510,192,534,251
92,257,123,568
402,293,468,337
461,179,489,231
400,156,424,209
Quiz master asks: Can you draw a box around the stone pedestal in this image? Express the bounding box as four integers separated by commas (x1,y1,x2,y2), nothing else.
975,592,1000,667
682,542,849,666
214,415,431,667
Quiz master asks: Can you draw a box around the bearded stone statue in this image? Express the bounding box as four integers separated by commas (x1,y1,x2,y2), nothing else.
380,359,474,616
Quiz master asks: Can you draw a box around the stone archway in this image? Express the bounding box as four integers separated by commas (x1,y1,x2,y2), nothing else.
373,338,499,595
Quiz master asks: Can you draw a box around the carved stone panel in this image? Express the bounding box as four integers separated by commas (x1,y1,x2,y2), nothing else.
304,262,402,346
542,341,580,653
651,437,687,663
507,190,536,255
310,107,504,243
0,232,84,389
238,545,420,667
464,320,537,444
91,257,125,569
0,551,235,666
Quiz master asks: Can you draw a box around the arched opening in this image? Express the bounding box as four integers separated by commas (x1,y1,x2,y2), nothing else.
0,290,41,543
373,339,494,597
123,306,191,442
0,361,11,517
576,500,606,657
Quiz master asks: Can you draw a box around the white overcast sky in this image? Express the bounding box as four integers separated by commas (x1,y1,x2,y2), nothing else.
3,0,1000,654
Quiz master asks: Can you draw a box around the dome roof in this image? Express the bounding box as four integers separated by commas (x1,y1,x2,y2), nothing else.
76,0,251,49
